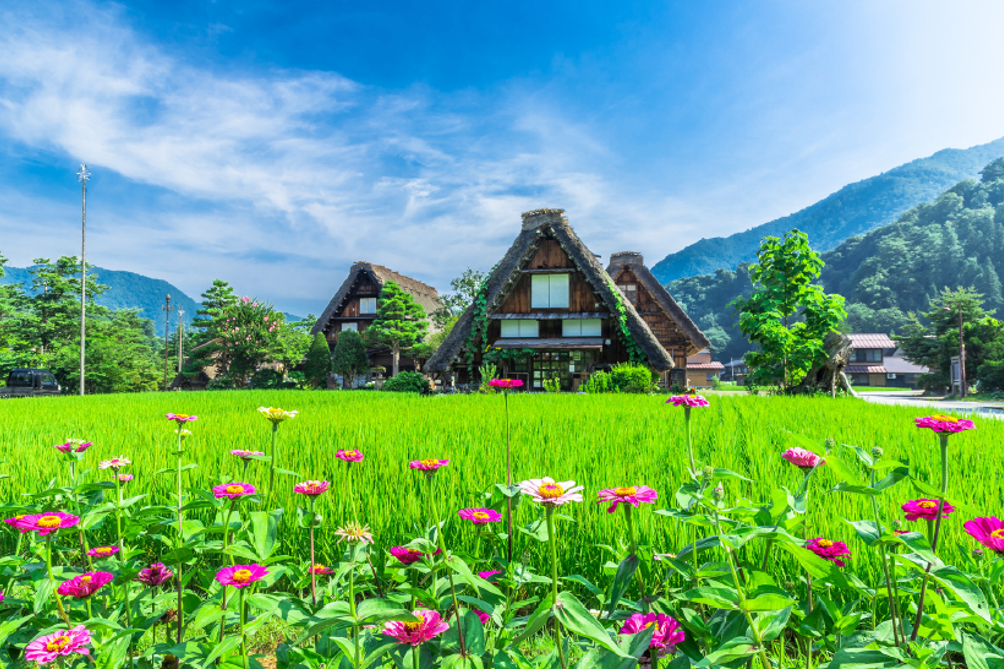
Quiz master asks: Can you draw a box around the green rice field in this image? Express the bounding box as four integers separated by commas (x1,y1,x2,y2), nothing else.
1,391,1000,581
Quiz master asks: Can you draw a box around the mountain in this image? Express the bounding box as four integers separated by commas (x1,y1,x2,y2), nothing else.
0,265,199,332
667,158,1004,362
652,136,1004,284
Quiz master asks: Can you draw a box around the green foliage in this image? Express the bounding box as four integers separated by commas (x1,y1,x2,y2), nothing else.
249,368,285,389
732,230,846,392
476,362,498,393
605,277,646,363
582,370,612,393
609,362,656,393
331,329,370,388
381,370,429,393
977,359,1004,392
365,281,429,376
542,376,561,393
433,267,487,329
303,332,332,388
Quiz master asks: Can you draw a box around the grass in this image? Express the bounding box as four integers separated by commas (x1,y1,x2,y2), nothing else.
1,390,1000,584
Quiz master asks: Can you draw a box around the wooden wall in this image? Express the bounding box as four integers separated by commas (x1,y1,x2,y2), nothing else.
498,239,605,314
615,269,695,365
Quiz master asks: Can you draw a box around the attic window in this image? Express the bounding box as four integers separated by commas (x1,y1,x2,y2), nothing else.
618,284,637,305
360,297,377,314
531,274,570,309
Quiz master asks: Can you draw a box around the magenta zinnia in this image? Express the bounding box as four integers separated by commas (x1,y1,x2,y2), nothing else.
98,456,131,471
478,569,502,581
165,413,198,424
294,480,330,496
216,564,269,589
117,474,134,483
666,394,709,408
619,613,686,655
806,537,852,567
381,609,450,646
458,508,503,524
596,485,658,513
903,499,954,522
489,378,523,389
25,625,92,664
964,517,1004,554
310,564,334,575
54,440,92,454
409,458,450,471
474,610,491,625
336,449,364,462
57,571,114,599
212,482,256,499
781,447,824,470
519,477,584,506
914,414,976,433
230,450,264,460
17,512,80,536
137,562,174,586
87,546,119,558
390,546,439,565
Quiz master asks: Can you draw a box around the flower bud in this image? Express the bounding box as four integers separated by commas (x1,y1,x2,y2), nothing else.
824,438,835,448
974,548,985,562
784,581,796,591
712,483,725,501
702,465,714,478
892,519,902,531
871,446,883,458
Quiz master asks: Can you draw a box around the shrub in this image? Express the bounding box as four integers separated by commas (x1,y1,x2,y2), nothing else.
382,370,430,393
303,332,332,388
610,362,656,393
477,363,499,394
583,370,612,394
331,330,370,388
249,368,284,389
543,376,561,393
977,360,1004,392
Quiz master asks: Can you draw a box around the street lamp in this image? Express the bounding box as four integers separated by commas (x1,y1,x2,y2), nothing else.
76,164,90,396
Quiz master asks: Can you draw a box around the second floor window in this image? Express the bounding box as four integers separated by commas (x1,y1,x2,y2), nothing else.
342,322,358,332
618,283,637,304
500,319,539,338
360,297,377,314
855,349,882,362
531,273,570,309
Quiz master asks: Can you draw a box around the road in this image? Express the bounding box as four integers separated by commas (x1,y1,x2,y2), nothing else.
858,389,1004,419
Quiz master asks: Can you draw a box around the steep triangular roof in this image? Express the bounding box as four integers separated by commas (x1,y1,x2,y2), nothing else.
425,209,674,372
606,251,710,354
312,262,443,336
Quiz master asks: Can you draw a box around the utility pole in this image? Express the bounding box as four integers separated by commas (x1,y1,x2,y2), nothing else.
958,304,967,398
163,294,173,391
177,306,185,373
77,164,90,395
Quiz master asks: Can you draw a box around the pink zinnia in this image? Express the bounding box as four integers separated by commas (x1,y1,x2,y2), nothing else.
137,563,174,586
17,512,80,536
336,449,365,462
381,609,450,646
902,499,954,522
390,546,440,565
230,450,264,460
596,485,658,513
54,441,92,454
294,480,330,496
310,564,334,575
619,613,685,655
781,447,824,470
478,570,502,581
806,537,852,567
57,572,114,598
87,546,119,558
117,474,134,483
410,458,450,471
25,625,92,664
519,477,584,506
458,508,503,524
964,517,1004,555
165,413,198,424
98,456,131,471
474,610,491,625
914,415,975,434
216,564,269,589
489,379,523,389
212,482,256,499
666,395,709,408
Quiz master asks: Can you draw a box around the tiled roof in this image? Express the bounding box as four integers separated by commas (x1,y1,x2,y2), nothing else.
687,361,725,371
884,353,929,374
848,333,896,349
846,364,887,374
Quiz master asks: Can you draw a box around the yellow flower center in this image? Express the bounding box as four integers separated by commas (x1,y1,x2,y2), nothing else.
472,511,490,521
918,501,937,509
991,530,1004,539
80,575,92,584
817,539,833,548
96,547,113,555
225,484,244,495
345,450,360,458
232,569,253,584
45,635,71,652
401,613,426,631
931,414,959,423
37,515,62,529
175,414,190,420
615,487,638,497
313,564,326,571
405,549,422,556
420,459,440,468
539,483,565,499
644,621,661,633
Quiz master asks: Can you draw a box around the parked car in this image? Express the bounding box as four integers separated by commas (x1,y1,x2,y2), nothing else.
0,368,61,398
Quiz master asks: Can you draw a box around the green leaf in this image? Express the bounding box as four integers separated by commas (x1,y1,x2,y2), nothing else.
742,593,796,612
251,508,283,560
760,606,792,642
962,632,1004,669
696,638,759,666
825,648,904,669
507,597,553,649
713,468,752,482
931,565,991,622
554,591,626,657
823,453,861,486
356,599,414,624
606,554,638,618
681,586,740,610
843,519,881,546
201,635,243,668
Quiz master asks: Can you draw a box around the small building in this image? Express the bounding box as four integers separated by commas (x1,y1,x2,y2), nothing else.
884,348,930,389
311,262,443,376
685,349,725,388
846,333,928,388
425,209,674,390
721,360,748,384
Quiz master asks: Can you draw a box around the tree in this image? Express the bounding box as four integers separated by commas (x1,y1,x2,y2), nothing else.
432,267,486,329
331,329,370,388
303,332,332,388
731,230,846,392
365,281,429,376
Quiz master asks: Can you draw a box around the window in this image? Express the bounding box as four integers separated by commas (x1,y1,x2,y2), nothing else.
342,322,358,332
531,274,570,309
359,297,377,314
8,370,31,387
618,284,637,304
500,320,539,338
855,349,882,362
562,319,602,337
41,374,58,387
886,373,897,379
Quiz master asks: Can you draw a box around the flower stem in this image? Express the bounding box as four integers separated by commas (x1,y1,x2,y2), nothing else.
684,406,695,476
869,469,899,648
269,423,278,502
545,507,566,669
220,500,235,642
910,433,950,642
175,427,184,645
47,537,71,626
116,476,135,667
309,497,318,608
350,565,360,667
429,475,467,662
239,588,249,669
504,390,513,565
624,505,647,608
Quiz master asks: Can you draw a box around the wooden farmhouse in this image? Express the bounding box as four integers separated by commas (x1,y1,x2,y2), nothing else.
425,209,675,390
606,251,711,386
312,262,443,377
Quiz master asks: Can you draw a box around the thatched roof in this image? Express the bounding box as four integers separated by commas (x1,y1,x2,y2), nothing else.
606,251,710,353
425,209,674,372
312,262,443,336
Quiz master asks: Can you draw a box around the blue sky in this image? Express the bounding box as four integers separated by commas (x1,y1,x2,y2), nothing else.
2,1,1004,316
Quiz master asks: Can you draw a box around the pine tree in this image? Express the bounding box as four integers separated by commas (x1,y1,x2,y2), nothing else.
331,329,370,388
364,281,428,376
303,332,332,389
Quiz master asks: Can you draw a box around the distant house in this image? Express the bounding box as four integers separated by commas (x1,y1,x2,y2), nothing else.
722,359,748,384
846,333,929,388
311,262,443,377
686,349,725,387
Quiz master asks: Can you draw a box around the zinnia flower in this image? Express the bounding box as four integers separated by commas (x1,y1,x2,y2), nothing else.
489,379,523,389
381,609,450,646
619,613,686,655
259,407,298,424
17,512,80,536
409,458,450,471
87,546,119,558
212,482,256,499
806,537,852,567
310,564,334,575
216,564,269,589
166,413,198,424
137,563,174,586
474,610,491,625
390,546,440,565
230,450,264,460
914,415,975,433
596,485,658,513
781,447,824,470
964,517,1004,554
54,440,91,454
117,474,134,483
294,480,330,496
57,572,114,599
98,456,131,471
903,499,954,522
25,625,92,664
519,477,584,506
458,508,503,524
336,449,364,462
666,395,709,408
335,521,374,544
477,570,502,581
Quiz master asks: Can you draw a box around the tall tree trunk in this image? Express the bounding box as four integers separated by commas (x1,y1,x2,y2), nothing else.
392,342,400,377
